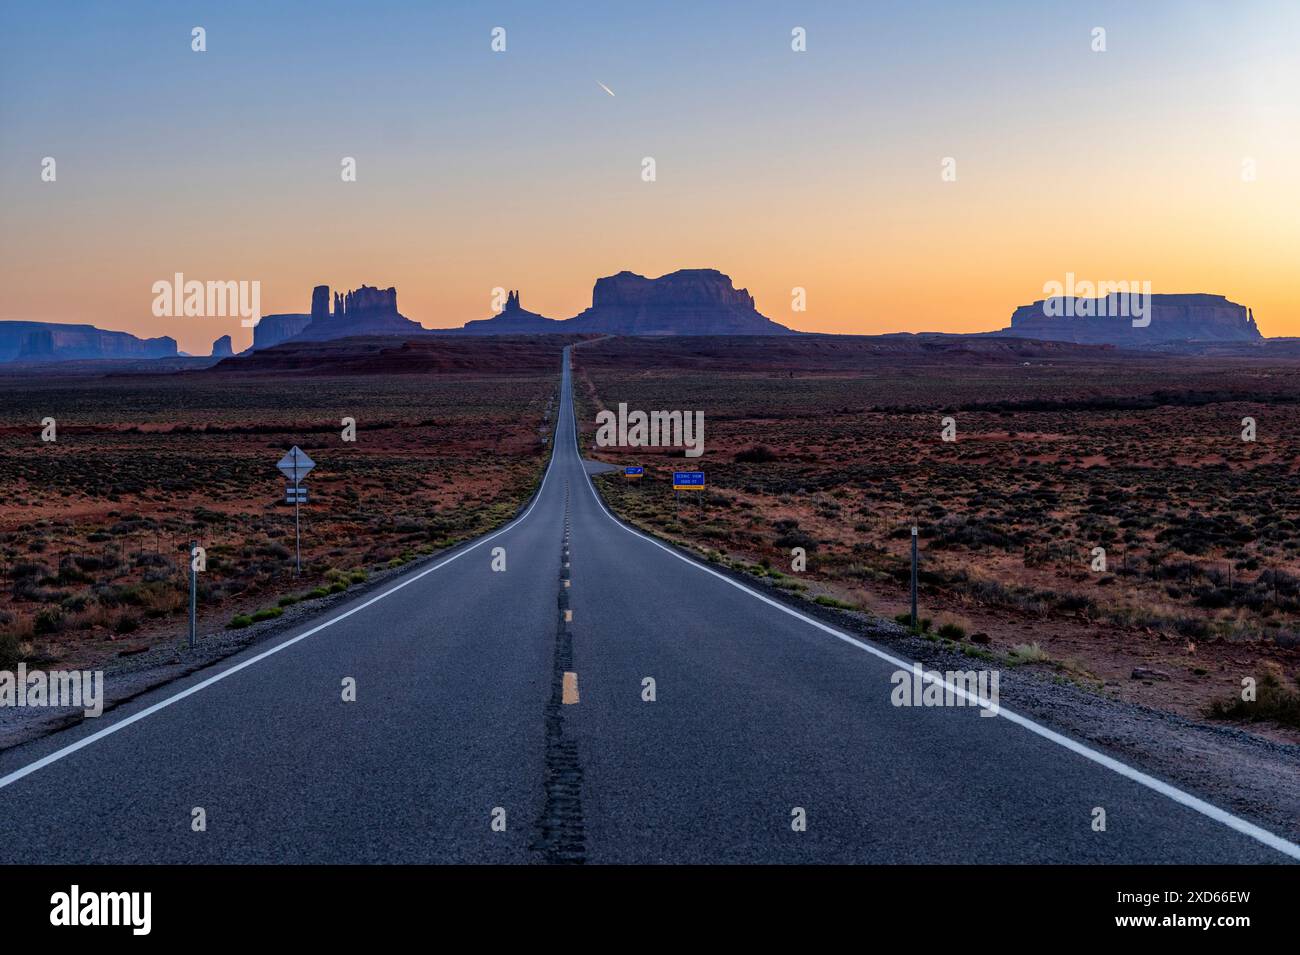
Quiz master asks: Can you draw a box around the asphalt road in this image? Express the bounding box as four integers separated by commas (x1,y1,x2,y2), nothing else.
0,347,1295,864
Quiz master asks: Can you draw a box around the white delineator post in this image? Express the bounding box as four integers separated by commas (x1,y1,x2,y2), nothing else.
910,526,919,630
189,541,197,648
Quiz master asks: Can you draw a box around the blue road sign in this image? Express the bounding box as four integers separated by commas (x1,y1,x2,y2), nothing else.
673,471,705,490
624,466,644,478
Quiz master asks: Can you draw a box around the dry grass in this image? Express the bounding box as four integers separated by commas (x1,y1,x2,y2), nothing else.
574,339,1300,731
0,365,557,668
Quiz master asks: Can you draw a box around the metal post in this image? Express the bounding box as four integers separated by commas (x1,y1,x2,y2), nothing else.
910,526,918,630
189,541,197,649
294,482,301,576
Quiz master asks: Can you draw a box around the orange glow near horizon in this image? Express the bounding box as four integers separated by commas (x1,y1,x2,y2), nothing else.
5,165,1294,356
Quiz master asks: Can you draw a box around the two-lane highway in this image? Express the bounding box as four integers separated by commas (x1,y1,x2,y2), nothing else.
0,348,1295,863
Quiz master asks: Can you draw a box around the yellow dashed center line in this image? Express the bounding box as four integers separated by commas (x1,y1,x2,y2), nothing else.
564,609,572,622
562,671,579,704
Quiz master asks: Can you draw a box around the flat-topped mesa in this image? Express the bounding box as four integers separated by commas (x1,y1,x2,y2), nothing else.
252,313,311,350
0,322,177,362
1003,293,1262,344
569,268,792,335
457,268,794,336
591,269,757,310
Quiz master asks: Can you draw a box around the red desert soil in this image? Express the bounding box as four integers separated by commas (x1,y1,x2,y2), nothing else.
0,337,573,671
574,335,1300,743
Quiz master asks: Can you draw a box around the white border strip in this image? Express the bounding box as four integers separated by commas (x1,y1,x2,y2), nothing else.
569,366,1300,862
0,405,564,793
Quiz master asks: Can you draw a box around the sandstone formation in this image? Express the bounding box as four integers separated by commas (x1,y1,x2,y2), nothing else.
251,285,424,349
252,313,312,350
295,284,421,341
566,269,793,335
310,285,330,322
211,335,233,358
1002,293,1261,345
0,322,177,363
340,285,398,316
459,269,794,336
460,290,563,334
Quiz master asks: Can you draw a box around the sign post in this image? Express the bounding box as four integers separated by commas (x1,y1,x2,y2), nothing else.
672,471,705,491
277,446,316,576
674,472,704,516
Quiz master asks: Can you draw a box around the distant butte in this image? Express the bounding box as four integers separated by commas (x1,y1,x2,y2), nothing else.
459,289,563,334
253,283,423,349
0,322,176,363
458,269,795,337
1001,293,1262,345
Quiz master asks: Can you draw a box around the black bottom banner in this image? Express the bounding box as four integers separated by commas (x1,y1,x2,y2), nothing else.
0,864,1290,941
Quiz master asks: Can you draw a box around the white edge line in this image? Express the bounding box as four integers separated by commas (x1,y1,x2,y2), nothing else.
569,368,1300,863
0,404,564,794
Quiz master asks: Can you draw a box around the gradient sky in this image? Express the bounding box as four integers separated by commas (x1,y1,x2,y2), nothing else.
2,1,1297,354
